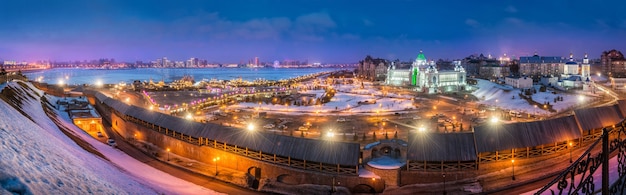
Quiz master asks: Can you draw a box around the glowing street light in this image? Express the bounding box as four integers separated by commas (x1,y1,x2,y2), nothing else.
213,157,220,176
95,80,103,87
417,126,426,132
166,148,170,161
327,129,335,138
185,113,193,120
511,159,516,180
578,95,585,102
247,124,255,131
490,117,499,123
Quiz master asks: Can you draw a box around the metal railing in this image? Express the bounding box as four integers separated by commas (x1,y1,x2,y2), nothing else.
536,122,626,194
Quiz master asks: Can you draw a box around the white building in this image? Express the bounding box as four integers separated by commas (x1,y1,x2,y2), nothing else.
386,50,466,93
505,76,533,89
560,53,592,90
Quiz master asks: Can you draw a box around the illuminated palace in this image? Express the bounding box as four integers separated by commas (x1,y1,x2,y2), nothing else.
385,50,467,93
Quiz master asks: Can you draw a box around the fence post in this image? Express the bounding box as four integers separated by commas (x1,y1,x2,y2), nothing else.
602,128,609,195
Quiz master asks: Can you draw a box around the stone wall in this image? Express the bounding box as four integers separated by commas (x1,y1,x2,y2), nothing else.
104,104,385,192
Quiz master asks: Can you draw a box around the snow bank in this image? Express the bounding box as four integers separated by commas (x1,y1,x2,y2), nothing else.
0,82,154,194
471,79,582,115
0,81,221,194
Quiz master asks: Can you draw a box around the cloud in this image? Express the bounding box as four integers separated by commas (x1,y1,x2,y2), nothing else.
363,19,374,26
295,12,336,33
505,5,517,13
465,19,480,28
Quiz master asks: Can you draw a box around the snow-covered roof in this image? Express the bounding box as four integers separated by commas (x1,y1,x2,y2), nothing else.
95,92,360,166
407,132,477,161
474,115,582,153
574,105,624,131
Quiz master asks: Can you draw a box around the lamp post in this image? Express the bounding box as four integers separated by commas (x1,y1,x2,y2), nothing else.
443,173,447,195
166,148,170,161
213,157,220,176
569,142,573,163
511,159,516,180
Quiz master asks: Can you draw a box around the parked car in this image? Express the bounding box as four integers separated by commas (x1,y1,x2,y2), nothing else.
337,118,346,122
298,126,309,131
263,124,275,129
107,138,117,147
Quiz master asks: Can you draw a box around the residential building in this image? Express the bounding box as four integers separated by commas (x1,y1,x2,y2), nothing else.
519,52,564,81
601,49,626,78
505,76,533,89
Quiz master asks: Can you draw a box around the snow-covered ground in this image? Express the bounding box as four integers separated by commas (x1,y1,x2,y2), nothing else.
232,81,418,116
472,79,587,115
0,81,221,194
367,156,406,170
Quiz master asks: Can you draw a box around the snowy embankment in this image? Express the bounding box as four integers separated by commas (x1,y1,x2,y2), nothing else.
0,81,220,194
471,79,581,115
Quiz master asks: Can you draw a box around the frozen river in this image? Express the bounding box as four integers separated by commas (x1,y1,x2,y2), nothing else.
24,67,343,85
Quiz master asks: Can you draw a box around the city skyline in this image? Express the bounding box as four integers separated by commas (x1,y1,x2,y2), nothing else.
1,0,625,63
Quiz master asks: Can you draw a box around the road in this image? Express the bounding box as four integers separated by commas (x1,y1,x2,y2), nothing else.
100,119,264,195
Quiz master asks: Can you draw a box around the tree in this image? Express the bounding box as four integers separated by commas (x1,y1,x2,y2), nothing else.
373,132,377,141
301,130,305,137
460,123,464,131
394,131,398,139
353,132,358,141
384,132,389,139
362,133,366,141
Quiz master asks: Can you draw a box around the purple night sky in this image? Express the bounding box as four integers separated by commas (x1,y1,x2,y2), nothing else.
0,0,625,63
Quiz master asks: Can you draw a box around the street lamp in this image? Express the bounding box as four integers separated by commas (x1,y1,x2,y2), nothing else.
569,142,573,163
166,148,170,161
511,159,516,180
247,124,255,131
213,157,220,176
443,173,447,195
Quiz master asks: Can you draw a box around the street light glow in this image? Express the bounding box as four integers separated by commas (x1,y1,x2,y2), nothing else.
185,113,193,120
490,117,499,123
247,124,255,131
327,130,335,137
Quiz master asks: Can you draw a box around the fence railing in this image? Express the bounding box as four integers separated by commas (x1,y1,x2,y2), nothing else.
536,122,626,195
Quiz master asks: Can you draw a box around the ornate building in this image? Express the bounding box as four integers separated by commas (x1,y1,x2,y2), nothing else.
386,50,466,93
357,56,389,81
560,53,592,90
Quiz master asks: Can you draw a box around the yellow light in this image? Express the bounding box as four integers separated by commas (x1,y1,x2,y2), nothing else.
511,159,515,163
167,148,170,152
490,117,499,123
247,124,255,131
186,114,193,120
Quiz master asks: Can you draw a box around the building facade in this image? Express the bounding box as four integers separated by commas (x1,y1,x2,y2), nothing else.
357,56,389,81
601,49,626,78
519,53,564,81
505,76,533,89
386,51,466,93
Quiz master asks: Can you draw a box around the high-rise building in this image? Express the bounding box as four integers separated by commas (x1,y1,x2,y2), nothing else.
601,49,626,77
